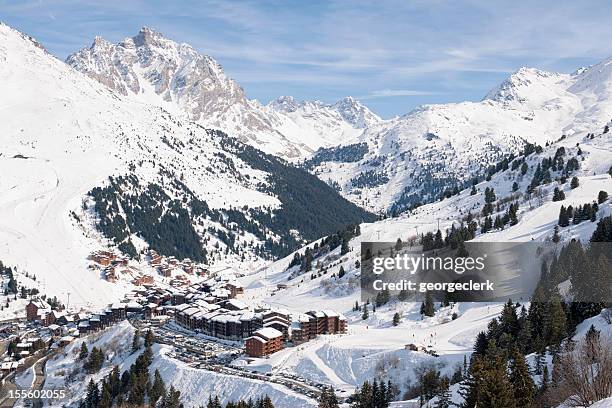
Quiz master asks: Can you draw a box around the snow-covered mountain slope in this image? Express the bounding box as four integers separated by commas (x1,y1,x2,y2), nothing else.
266,95,380,151
234,127,611,393
0,23,372,308
66,27,380,159
43,321,316,407
306,61,612,214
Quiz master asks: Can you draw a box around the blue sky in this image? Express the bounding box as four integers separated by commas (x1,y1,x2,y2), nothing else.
3,1,612,118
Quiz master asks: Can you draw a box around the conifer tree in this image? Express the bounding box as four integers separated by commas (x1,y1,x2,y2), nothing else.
509,203,519,225
473,332,488,356
552,225,561,243
397,288,408,301
150,368,166,406
540,364,549,395
395,238,403,251
509,349,536,408
423,291,435,317
160,385,182,408
318,386,339,408
552,187,565,202
392,312,401,326
479,343,516,408
86,379,100,408
459,356,483,408
499,299,519,338
207,395,221,408
79,342,89,359
570,176,579,189
544,294,567,349
99,386,112,408
132,329,140,353
558,205,570,227
436,377,451,408
145,329,154,348
341,239,349,255
362,304,369,320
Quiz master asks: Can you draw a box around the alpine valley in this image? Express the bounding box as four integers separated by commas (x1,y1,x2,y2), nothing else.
0,23,611,408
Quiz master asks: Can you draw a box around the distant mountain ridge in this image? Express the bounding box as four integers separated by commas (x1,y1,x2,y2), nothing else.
306,57,612,213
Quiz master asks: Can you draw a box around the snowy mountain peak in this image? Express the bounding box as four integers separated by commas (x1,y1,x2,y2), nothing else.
484,66,568,105
333,96,381,128
569,55,612,95
66,28,380,159
133,26,164,45
68,27,245,105
269,95,300,113
268,95,380,128
0,22,47,54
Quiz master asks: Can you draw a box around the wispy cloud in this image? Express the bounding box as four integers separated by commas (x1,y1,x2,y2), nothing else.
358,89,440,100
2,0,612,117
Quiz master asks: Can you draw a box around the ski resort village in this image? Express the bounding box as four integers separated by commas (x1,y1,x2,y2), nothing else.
1,6,612,408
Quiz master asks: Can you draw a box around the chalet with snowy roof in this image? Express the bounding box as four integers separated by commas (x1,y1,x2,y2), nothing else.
126,302,143,313
41,310,57,327
103,266,117,282
59,336,74,346
290,314,317,344
159,265,172,278
110,303,127,320
144,303,159,319
16,341,33,353
226,281,244,298
262,310,291,339
224,299,247,311
90,250,115,266
1,361,19,374
133,275,154,286
307,310,347,335
171,290,186,305
25,300,50,321
88,315,101,330
245,327,284,357
48,324,61,336
55,312,74,326
149,250,162,266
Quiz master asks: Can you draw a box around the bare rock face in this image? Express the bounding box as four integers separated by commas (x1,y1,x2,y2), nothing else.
67,28,379,159
67,27,247,121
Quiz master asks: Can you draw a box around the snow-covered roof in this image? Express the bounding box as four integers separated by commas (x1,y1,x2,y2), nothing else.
226,314,241,323
126,302,142,309
254,327,283,340
323,310,339,317
239,312,255,321
183,307,200,316
211,314,229,323
226,299,247,310
297,314,313,323
174,303,191,312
